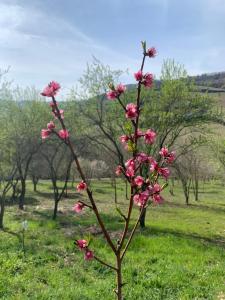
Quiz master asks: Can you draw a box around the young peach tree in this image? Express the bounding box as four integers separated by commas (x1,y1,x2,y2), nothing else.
41,42,175,300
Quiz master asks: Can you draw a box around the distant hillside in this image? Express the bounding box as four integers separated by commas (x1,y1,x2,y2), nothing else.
190,72,225,89
126,72,225,93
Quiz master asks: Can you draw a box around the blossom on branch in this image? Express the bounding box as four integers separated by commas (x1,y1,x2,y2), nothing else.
73,202,85,213
134,176,144,187
41,81,61,97
41,129,51,140
77,181,87,192
58,129,69,140
76,239,88,250
159,147,175,164
84,250,94,260
144,129,156,144
107,83,126,100
146,47,157,58
125,103,138,120
47,121,55,130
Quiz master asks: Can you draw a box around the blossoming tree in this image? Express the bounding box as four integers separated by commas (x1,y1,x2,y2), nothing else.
41,42,175,300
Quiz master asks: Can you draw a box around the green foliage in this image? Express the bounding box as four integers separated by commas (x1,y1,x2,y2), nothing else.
0,180,225,299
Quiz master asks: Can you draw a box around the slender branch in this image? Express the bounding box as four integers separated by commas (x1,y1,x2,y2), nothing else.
118,53,146,251
78,200,93,210
51,96,117,254
121,205,146,260
94,255,117,271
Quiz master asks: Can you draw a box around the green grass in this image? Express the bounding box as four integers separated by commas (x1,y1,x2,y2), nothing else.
0,179,225,299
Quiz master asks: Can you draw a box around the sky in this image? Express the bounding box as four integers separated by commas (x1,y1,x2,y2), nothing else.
0,0,225,95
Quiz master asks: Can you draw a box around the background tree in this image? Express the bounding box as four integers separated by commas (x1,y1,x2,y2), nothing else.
40,140,73,219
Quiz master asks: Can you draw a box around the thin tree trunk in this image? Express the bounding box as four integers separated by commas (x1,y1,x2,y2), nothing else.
11,179,19,203
116,255,123,300
53,199,59,220
0,196,5,229
32,176,39,192
194,178,199,201
125,180,128,200
19,179,26,210
114,178,117,204
139,207,146,228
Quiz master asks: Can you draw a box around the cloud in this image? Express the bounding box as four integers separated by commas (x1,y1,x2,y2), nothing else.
0,1,141,94
0,0,224,95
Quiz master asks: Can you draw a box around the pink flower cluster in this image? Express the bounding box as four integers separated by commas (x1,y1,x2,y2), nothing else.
125,103,138,120
73,202,85,213
146,47,157,58
119,128,156,150
134,71,153,88
159,147,175,164
76,239,94,261
41,82,70,141
115,146,175,207
107,83,126,100
133,183,163,206
41,81,61,97
72,181,88,214
76,181,87,192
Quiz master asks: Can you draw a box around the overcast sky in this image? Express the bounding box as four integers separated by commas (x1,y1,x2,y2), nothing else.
0,0,225,94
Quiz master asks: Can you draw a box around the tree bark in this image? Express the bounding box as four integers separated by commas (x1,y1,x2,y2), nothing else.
0,196,5,229
32,176,39,192
116,255,123,300
194,178,199,201
53,199,59,220
125,180,128,200
139,207,146,228
19,179,26,210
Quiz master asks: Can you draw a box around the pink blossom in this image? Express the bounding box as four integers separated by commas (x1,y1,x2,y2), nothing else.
116,83,126,94
136,152,149,163
126,103,138,120
77,181,87,192
125,158,135,168
58,129,69,139
126,166,135,177
147,47,157,58
107,84,126,100
59,109,64,119
144,129,156,144
125,158,135,177
84,250,94,260
150,159,159,172
115,166,123,176
53,109,64,119
158,167,170,179
133,190,149,206
159,147,169,157
153,183,161,193
134,70,143,81
159,147,175,164
41,129,51,140
136,129,143,138
134,176,144,187
153,194,163,203
150,184,163,203
73,202,85,213
41,81,61,97
107,90,118,100
143,73,153,88
76,239,87,250
47,121,55,130
119,135,129,144
166,151,175,164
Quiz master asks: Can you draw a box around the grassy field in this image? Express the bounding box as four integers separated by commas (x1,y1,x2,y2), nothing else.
0,179,225,300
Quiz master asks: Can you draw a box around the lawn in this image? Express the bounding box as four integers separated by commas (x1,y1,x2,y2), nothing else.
0,179,225,300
